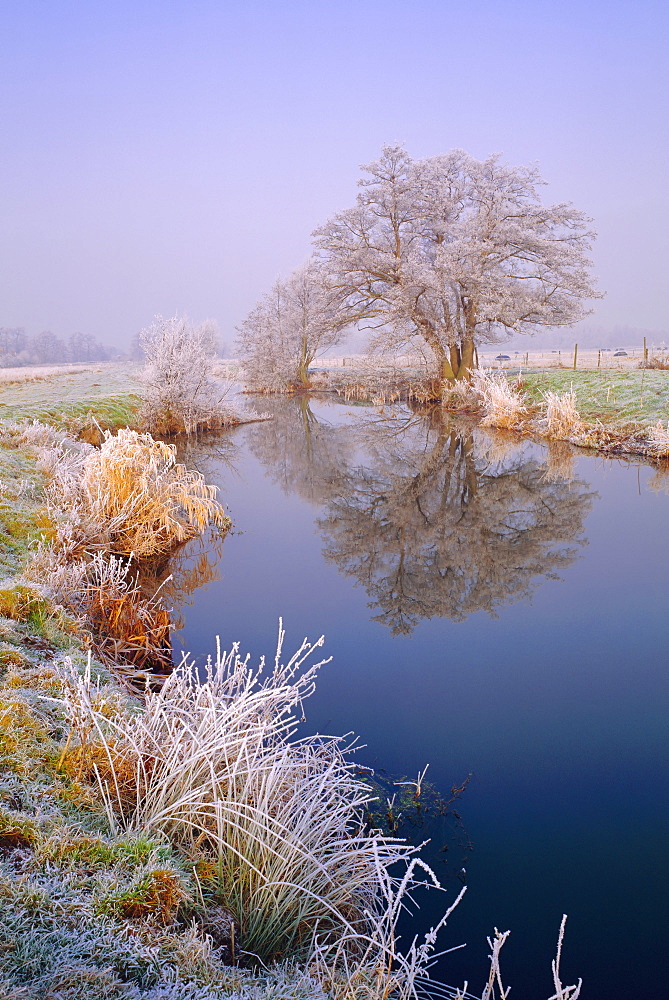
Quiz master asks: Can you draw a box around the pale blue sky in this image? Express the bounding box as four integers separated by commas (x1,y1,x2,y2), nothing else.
1,0,667,348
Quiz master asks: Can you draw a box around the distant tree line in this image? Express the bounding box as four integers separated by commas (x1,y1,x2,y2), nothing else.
0,327,117,366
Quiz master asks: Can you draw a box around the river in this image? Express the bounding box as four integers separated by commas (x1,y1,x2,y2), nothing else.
168,395,668,1000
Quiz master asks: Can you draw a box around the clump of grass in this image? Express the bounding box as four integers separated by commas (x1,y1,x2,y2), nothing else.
0,691,53,777
442,377,480,410
0,647,28,668
79,428,229,558
51,626,464,996
646,421,669,459
13,422,230,559
544,389,583,438
11,422,230,688
0,806,38,851
96,866,192,924
0,584,56,630
474,372,528,430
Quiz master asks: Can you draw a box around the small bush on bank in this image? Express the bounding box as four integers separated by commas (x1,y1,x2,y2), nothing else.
139,315,237,436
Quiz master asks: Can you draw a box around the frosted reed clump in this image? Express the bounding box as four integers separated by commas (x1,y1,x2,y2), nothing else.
53,624,583,999
474,372,527,429
544,390,583,438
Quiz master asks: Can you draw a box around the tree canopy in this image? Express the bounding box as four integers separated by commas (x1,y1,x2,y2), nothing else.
236,263,352,392
314,146,601,382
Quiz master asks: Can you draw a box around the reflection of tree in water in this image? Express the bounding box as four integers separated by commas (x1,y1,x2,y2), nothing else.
249,399,595,634
320,417,594,633
245,395,353,503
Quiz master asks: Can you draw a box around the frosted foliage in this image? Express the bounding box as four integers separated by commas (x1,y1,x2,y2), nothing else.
140,315,232,434
314,146,601,380
236,263,351,392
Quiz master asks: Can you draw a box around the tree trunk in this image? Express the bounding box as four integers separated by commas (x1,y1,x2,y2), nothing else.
455,338,475,380
297,335,310,386
449,343,461,379
440,354,456,380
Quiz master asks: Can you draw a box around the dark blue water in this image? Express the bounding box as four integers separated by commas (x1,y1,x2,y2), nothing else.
171,396,669,1000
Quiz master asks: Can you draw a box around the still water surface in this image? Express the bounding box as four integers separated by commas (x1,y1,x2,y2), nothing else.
171,396,668,1000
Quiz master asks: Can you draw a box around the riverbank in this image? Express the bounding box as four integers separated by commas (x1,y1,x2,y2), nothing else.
0,363,587,999
467,369,669,463
0,392,461,1000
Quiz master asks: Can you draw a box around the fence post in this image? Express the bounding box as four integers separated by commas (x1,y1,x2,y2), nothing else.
573,344,578,370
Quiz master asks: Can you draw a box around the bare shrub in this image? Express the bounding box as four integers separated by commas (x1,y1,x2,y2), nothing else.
544,390,583,438
139,315,237,435
638,352,669,370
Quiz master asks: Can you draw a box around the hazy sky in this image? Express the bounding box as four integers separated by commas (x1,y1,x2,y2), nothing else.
1,0,667,349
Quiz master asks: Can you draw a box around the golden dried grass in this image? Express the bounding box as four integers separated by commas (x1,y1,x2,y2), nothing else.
81,429,229,558
544,389,583,438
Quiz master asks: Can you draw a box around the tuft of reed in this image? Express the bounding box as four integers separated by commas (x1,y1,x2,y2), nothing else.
14,422,230,560
646,421,669,459
474,372,528,430
80,429,229,558
53,625,464,995
543,390,583,439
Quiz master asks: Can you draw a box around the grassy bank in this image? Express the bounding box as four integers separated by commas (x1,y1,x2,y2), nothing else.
0,369,584,1000
0,421,457,1000
519,369,669,429
0,362,143,437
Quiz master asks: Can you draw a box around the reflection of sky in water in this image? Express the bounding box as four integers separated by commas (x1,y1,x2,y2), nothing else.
172,398,669,1000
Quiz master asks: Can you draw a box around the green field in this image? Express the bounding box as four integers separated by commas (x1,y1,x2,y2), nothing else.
520,369,669,429
0,363,143,428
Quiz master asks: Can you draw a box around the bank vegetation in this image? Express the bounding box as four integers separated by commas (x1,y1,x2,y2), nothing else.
0,367,583,998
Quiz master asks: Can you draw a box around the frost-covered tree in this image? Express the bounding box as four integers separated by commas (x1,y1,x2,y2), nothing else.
236,262,351,392
314,146,601,384
139,314,232,435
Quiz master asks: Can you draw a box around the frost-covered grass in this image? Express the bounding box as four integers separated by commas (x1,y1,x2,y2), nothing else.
520,369,669,428
0,617,461,1000
0,422,230,688
473,372,528,429
0,405,586,1000
0,361,143,431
